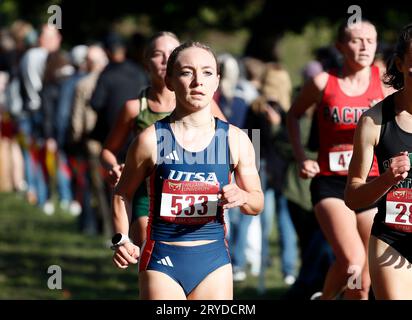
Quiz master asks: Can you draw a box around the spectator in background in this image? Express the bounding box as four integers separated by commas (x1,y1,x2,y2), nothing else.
283,60,334,300
90,32,148,148
55,45,89,153
0,29,25,193
7,20,37,116
9,20,37,54
243,64,298,288
70,45,108,146
127,32,149,83
50,45,89,218
0,67,15,192
69,44,110,235
228,56,267,284
40,49,74,215
19,24,62,209
214,53,250,281
215,53,249,128
314,46,342,71
261,62,292,112
20,24,62,112
238,56,266,104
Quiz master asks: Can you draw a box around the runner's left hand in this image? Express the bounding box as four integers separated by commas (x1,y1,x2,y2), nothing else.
218,184,248,210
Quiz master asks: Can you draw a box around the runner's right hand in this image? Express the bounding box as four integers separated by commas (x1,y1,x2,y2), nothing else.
299,159,320,179
384,151,410,185
113,242,140,269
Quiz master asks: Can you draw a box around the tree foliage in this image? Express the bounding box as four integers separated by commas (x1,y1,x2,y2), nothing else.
1,0,409,59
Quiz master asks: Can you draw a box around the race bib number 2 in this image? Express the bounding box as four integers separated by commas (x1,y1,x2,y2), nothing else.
160,179,219,224
329,144,353,173
385,188,412,233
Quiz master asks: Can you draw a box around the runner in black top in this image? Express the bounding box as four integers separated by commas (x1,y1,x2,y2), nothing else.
345,23,412,299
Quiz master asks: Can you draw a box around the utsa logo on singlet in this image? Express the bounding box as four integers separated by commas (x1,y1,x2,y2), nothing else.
317,65,383,176
146,116,233,242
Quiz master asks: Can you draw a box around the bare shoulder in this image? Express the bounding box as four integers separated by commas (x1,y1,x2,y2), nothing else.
228,124,249,142
292,71,328,107
312,71,329,91
137,124,156,148
124,98,141,119
228,124,253,167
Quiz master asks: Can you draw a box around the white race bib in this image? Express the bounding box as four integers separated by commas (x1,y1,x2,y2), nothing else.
385,188,412,233
329,144,353,173
160,179,220,225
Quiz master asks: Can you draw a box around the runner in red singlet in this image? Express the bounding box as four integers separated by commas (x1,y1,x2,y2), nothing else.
287,19,395,299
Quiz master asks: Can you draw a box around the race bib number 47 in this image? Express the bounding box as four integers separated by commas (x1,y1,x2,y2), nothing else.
385,188,412,233
329,144,353,173
160,179,219,224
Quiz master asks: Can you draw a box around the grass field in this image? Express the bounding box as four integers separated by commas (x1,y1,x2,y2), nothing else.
0,192,289,300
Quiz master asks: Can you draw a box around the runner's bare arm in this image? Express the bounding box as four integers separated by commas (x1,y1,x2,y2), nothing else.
100,99,140,185
345,104,409,209
112,125,156,235
112,125,155,269
223,126,263,215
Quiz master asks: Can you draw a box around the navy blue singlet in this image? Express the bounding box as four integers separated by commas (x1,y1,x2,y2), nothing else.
146,116,233,241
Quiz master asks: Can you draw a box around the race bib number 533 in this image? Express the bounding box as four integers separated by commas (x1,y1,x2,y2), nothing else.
160,179,219,224
385,188,412,233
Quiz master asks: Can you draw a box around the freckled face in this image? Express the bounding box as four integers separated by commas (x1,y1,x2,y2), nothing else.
167,47,220,110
